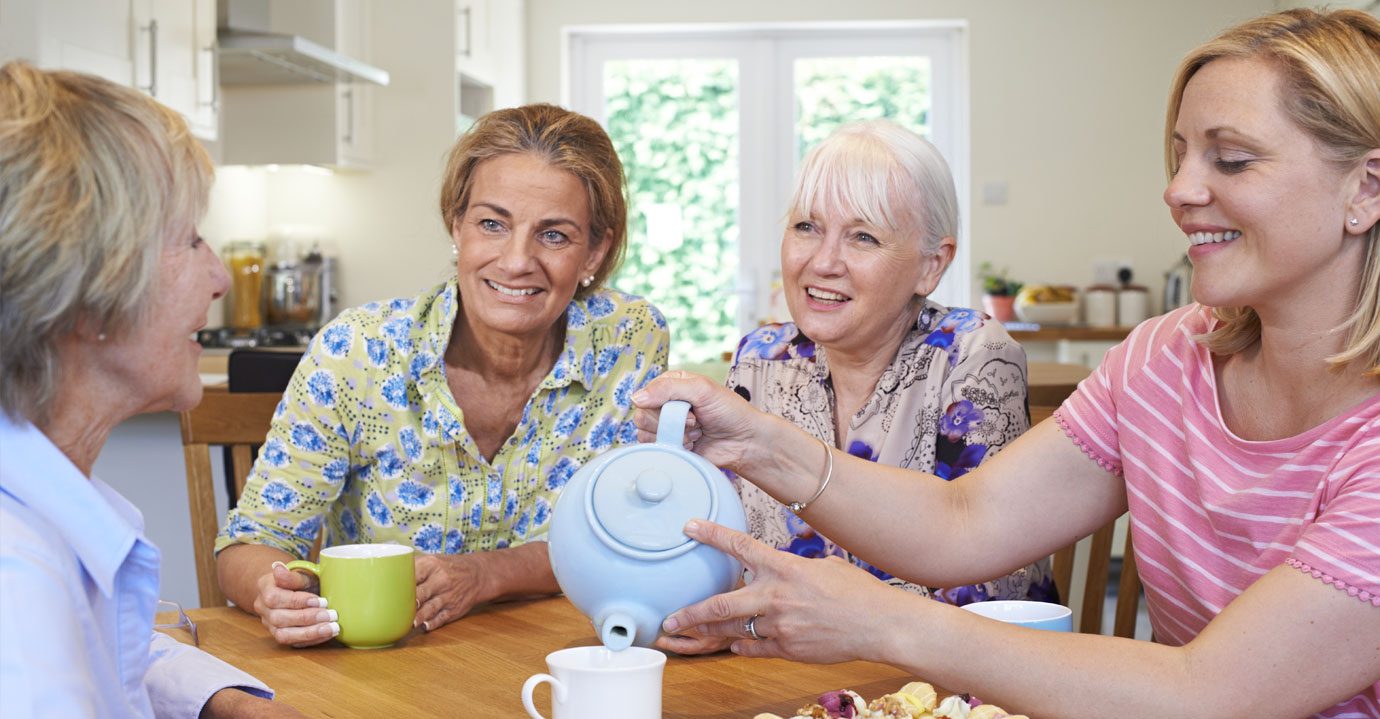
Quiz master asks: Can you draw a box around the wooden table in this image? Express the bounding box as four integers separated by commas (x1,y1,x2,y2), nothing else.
187,598,929,718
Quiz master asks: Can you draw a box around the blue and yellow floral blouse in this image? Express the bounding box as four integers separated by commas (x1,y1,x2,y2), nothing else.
730,302,1057,604
215,279,669,559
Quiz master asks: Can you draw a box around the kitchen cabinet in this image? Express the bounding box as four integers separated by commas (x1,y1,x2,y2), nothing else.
219,0,381,168
454,0,525,133
0,0,218,140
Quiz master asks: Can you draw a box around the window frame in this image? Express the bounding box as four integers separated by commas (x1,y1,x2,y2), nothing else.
566,20,971,339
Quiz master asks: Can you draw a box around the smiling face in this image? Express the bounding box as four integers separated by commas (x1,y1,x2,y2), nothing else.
94,230,230,414
1165,56,1363,315
781,197,950,359
451,153,608,344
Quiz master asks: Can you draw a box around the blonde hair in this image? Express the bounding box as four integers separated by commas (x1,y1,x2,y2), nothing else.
439,104,627,299
789,120,959,258
0,61,213,423
1164,8,1380,375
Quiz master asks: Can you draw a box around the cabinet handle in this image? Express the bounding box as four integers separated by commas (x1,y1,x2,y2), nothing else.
198,45,218,110
342,88,354,145
458,6,472,58
139,19,159,97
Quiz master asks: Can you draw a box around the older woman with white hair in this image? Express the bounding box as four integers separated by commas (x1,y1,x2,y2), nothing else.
0,62,301,717
659,120,1054,654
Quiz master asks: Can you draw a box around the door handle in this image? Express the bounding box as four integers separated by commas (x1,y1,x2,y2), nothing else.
139,19,159,97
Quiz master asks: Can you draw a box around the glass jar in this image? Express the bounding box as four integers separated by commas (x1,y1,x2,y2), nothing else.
223,240,267,330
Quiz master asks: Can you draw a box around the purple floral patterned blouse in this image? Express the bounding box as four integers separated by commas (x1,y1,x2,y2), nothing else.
729,302,1057,605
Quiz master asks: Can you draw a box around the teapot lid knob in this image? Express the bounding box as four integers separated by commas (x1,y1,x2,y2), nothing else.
634,470,674,503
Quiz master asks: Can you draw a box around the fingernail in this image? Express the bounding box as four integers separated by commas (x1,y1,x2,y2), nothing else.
318,610,338,623
327,622,340,637
632,389,648,404
684,519,700,534
421,620,431,632
271,561,286,570
662,615,680,633
316,597,328,608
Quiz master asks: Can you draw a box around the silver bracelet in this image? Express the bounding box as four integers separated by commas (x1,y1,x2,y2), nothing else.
787,436,834,514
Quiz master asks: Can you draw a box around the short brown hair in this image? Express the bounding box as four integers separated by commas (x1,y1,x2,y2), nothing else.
439,104,627,299
0,61,213,423
1164,9,1380,375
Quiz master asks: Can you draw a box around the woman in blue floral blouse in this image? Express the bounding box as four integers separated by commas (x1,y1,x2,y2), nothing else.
216,105,669,646
659,121,1053,654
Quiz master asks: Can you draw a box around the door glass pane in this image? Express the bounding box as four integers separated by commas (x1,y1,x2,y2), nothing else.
604,59,740,364
794,57,932,158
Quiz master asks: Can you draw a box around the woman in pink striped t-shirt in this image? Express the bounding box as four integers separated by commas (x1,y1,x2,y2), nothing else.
634,8,1380,718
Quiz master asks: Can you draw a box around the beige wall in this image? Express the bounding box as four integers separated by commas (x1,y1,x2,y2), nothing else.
524,0,1277,309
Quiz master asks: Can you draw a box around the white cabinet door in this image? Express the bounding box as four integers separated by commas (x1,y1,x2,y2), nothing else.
455,0,495,85
132,0,218,139
0,0,135,86
336,0,372,166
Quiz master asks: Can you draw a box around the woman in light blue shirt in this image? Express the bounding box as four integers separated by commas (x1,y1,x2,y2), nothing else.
0,62,301,718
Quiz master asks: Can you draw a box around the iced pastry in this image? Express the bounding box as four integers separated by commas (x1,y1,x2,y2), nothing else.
898,682,938,709
866,688,936,718
753,714,786,719
966,705,1010,719
933,694,971,719
816,689,868,718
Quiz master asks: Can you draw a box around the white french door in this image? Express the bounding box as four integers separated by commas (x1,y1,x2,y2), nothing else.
569,22,968,364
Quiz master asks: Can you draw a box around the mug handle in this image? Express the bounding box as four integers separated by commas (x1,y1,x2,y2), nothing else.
283,559,322,581
521,673,567,719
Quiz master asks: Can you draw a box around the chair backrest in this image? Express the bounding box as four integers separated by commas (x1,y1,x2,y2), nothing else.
1027,366,1142,638
179,391,281,608
1051,515,1142,638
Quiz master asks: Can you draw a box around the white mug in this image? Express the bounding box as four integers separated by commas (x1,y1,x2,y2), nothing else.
961,600,1073,632
522,646,666,719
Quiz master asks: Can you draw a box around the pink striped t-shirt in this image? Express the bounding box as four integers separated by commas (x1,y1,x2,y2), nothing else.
1056,304,1379,719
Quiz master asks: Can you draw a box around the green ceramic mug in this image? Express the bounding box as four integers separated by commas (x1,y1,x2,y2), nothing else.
286,544,416,649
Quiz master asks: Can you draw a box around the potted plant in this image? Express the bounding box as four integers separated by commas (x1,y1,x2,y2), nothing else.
977,262,1022,322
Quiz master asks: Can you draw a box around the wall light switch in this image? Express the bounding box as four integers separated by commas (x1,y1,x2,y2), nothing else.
982,181,1008,206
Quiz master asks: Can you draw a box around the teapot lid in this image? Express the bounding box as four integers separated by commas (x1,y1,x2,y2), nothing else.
584,401,722,558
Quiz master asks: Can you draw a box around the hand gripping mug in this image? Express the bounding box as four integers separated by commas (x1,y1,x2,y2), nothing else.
285,544,416,648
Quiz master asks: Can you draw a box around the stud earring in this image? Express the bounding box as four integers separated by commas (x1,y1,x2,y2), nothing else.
97,333,107,342
1349,217,1361,227
581,276,594,288
451,245,459,259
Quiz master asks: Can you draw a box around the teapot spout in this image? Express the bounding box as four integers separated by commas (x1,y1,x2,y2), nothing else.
599,611,637,651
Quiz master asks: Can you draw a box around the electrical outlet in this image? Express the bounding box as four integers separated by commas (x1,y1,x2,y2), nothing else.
1092,259,1134,285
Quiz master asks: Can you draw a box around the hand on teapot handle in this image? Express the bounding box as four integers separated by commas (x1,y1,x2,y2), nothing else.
632,371,775,474
659,519,918,665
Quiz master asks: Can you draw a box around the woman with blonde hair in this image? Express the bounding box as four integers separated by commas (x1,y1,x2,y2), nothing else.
216,104,670,646
634,8,1380,717
0,62,299,717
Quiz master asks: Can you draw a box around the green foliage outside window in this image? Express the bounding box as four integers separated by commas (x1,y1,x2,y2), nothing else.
795,57,932,156
602,56,932,364
605,60,740,364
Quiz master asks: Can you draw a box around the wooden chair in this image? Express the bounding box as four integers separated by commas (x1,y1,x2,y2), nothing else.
1029,376,1143,639
178,391,281,608
1051,514,1142,638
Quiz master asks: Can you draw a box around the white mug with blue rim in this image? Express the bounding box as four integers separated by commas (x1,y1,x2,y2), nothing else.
961,600,1073,632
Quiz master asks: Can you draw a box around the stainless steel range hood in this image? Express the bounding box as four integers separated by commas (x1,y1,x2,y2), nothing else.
216,0,389,86
219,32,389,86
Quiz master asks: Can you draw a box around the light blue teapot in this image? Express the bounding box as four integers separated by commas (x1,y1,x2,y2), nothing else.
548,400,747,651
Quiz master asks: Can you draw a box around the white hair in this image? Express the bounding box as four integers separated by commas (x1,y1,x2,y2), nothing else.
788,120,960,255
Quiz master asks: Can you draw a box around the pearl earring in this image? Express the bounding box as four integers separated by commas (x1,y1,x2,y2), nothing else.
451,245,459,259
1349,217,1361,227
97,333,107,342
581,276,594,288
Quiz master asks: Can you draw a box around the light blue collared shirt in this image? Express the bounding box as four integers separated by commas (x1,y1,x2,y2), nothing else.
0,414,273,718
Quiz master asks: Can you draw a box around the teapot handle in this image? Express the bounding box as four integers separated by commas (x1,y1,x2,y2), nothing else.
654,400,692,447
